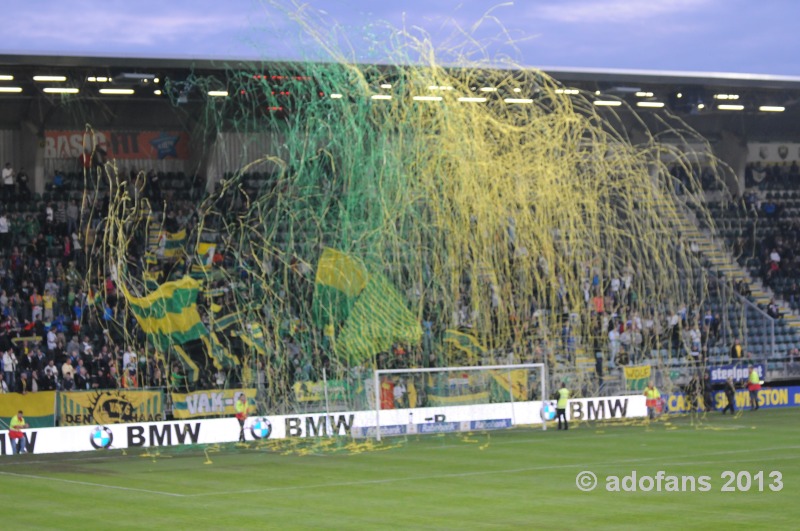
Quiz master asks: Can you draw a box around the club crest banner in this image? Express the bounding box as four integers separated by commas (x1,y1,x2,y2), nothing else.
57,390,164,426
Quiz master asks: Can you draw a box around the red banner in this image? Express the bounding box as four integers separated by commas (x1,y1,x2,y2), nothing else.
45,130,190,160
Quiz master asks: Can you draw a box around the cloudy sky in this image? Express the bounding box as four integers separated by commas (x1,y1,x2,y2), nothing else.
3,0,799,76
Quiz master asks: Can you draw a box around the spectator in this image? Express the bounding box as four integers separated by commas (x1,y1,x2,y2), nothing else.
61,358,75,381
730,338,743,360
16,167,29,201
721,377,737,415
41,365,58,390
52,171,64,193
122,367,137,389
2,349,15,390
91,368,105,389
767,299,781,320
393,377,407,408
30,289,43,321
788,348,800,374
0,211,9,249
2,162,14,202
19,371,30,393
74,366,90,390
62,371,75,391
689,323,702,363
43,290,56,323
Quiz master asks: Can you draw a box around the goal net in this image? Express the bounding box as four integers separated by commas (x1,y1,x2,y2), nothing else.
366,364,547,440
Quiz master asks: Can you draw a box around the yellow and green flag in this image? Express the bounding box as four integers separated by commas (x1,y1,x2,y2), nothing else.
315,248,369,297
489,369,529,401
191,241,216,278
0,391,56,428
162,229,187,258
121,276,208,351
336,271,422,363
315,248,422,364
624,365,651,391
444,329,486,363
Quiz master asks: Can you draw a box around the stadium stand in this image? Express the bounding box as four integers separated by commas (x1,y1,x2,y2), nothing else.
0,54,799,418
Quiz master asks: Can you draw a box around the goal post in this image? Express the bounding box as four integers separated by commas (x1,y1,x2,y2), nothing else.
372,363,547,441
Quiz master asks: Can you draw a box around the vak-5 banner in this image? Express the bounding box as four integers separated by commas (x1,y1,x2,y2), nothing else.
171,389,257,419
0,391,57,428
57,390,164,426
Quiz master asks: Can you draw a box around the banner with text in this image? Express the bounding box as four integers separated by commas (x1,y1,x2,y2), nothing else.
623,365,651,391
665,386,800,413
0,393,651,456
292,381,347,402
57,390,164,426
707,363,765,384
171,389,257,419
45,130,191,160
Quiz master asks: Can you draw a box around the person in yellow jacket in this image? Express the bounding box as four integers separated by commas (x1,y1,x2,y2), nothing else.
9,410,29,454
555,382,570,430
747,366,762,411
235,393,248,442
644,381,661,420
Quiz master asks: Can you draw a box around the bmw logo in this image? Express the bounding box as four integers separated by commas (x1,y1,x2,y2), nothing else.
541,402,556,421
250,418,272,440
90,426,114,449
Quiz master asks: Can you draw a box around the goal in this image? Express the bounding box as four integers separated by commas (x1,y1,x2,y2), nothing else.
371,363,547,441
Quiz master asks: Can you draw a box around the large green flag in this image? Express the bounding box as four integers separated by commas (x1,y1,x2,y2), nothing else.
315,249,421,363
315,248,369,297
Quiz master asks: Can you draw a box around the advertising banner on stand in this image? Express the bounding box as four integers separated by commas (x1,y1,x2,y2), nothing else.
0,391,56,428
171,389,257,419
57,390,164,426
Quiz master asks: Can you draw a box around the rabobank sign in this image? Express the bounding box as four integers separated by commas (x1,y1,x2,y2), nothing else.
470,419,512,431
418,422,461,434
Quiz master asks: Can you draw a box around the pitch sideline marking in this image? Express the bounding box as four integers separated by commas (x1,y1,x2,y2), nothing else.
0,470,185,497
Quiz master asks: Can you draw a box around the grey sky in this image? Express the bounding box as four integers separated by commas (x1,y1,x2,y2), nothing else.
3,0,798,76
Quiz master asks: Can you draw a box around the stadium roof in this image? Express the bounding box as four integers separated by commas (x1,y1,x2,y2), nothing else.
0,54,798,138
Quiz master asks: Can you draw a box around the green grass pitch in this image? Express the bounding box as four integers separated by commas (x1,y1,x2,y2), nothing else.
1,408,797,529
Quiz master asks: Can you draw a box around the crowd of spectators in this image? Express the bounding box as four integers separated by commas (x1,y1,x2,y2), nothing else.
720,164,800,311
0,158,782,401
745,160,800,189
0,163,176,395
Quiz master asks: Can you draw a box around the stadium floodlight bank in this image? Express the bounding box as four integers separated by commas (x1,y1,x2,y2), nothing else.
371,363,547,441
